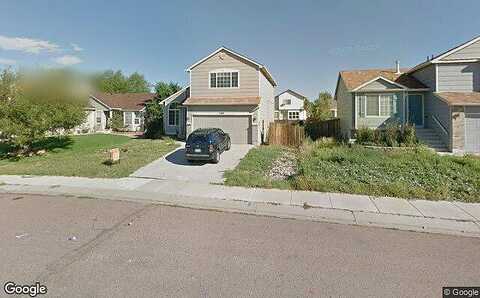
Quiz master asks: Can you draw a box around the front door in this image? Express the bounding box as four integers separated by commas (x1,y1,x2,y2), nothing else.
408,94,424,127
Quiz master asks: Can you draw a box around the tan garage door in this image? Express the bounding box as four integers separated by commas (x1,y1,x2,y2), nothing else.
193,115,251,144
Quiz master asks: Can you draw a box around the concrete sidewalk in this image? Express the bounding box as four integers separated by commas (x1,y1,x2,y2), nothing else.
1,175,479,238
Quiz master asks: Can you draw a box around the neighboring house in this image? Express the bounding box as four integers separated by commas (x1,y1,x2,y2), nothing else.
330,99,338,118
77,92,155,133
274,89,307,121
160,47,277,144
335,35,480,153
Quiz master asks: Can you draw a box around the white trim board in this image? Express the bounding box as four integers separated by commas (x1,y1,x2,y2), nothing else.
351,76,408,91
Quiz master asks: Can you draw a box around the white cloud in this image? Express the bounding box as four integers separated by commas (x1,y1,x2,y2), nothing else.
0,58,16,65
54,55,82,66
71,43,83,52
0,35,60,54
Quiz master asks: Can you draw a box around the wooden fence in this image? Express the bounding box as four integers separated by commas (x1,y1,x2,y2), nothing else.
305,118,340,140
267,122,305,147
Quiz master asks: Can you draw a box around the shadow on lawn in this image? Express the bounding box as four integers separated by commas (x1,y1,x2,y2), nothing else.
0,136,74,161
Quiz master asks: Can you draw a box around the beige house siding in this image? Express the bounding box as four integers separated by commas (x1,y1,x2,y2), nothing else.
336,78,353,137
258,71,275,143
190,50,259,98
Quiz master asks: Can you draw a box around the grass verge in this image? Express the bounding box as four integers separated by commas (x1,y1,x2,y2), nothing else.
224,141,480,203
0,134,178,178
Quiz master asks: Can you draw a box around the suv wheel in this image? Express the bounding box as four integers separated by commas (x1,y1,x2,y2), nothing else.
212,151,220,164
226,140,231,151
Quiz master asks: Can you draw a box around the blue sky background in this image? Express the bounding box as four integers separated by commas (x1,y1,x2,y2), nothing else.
0,0,479,99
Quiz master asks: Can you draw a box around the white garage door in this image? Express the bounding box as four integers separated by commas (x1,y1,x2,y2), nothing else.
192,115,251,144
465,107,480,153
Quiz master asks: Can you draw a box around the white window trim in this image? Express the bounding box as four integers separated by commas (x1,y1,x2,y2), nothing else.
168,104,180,126
208,69,240,89
364,94,396,118
288,111,300,120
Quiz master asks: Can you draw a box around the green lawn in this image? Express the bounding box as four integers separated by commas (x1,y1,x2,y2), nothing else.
0,134,178,178
224,142,480,203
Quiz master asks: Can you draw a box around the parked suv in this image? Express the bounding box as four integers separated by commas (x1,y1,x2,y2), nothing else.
185,128,231,163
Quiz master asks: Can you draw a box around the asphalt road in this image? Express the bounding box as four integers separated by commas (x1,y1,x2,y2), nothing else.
1,193,479,297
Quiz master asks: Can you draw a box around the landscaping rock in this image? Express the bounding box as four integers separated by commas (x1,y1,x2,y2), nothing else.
268,152,297,180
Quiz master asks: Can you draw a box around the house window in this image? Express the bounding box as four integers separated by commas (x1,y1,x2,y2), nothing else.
134,112,141,125
366,95,379,116
282,99,291,105
209,71,239,88
95,111,102,125
274,111,280,120
288,111,300,120
364,94,396,117
168,103,180,126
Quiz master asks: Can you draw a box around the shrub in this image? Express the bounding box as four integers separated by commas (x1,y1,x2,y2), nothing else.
109,112,125,132
144,100,164,139
0,69,87,152
356,127,375,144
355,124,418,147
400,124,417,146
383,123,399,147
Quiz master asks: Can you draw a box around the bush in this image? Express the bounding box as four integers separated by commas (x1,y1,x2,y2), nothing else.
144,100,164,139
109,112,125,132
355,124,418,147
400,124,417,146
0,69,87,153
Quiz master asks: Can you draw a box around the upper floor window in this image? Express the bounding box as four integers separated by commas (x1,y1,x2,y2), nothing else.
210,71,239,88
282,99,292,105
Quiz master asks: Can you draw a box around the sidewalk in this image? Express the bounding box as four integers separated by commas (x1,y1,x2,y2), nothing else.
1,175,479,238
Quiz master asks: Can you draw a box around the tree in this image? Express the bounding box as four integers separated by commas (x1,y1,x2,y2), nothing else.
0,68,18,101
154,81,181,100
91,70,150,94
127,72,150,93
0,69,87,152
143,81,182,138
307,91,333,121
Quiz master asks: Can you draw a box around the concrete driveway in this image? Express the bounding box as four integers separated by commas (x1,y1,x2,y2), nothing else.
131,143,252,184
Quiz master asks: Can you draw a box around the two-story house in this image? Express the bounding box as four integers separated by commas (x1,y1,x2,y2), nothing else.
274,89,307,121
335,35,480,153
160,47,277,144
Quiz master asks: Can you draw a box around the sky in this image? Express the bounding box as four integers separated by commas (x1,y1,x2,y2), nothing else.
0,0,479,99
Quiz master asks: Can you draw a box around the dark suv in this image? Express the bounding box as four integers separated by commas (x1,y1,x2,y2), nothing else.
185,128,231,163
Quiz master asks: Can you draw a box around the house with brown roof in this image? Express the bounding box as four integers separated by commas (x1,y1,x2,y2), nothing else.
159,47,276,144
335,35,480,153
77,92,155,133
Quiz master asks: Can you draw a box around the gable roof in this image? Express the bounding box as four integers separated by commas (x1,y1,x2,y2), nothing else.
186,46,277,87
408,35,480,74
338,69,428,91
276,89,307,100
91,92,156,111
159,86,190,106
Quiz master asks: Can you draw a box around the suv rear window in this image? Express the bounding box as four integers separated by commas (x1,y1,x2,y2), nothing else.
187,134,208,143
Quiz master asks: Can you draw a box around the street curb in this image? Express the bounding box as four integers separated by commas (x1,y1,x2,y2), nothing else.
1,183,479,239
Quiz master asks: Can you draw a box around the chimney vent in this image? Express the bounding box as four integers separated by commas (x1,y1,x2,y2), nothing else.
395,60,401,74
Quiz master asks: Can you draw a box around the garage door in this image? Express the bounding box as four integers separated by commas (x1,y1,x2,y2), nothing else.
193,115,251,144
465,107,480,153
